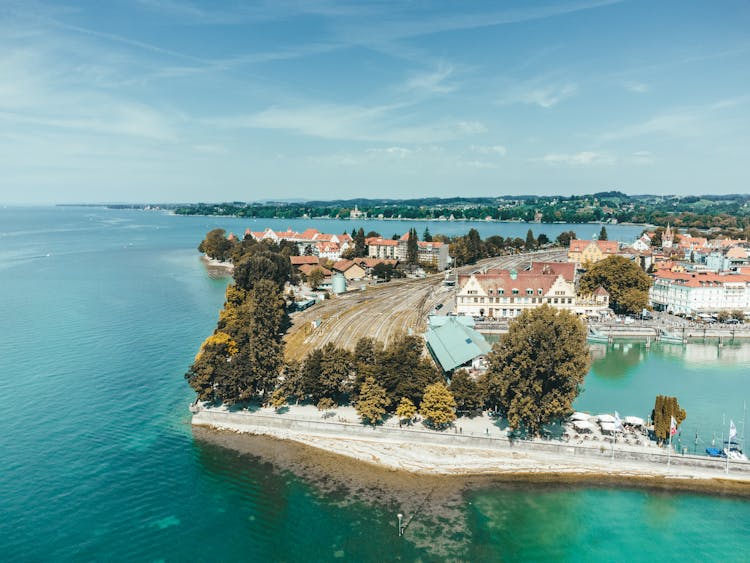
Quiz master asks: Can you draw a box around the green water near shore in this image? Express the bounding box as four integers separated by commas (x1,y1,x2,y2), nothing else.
1,207,748,561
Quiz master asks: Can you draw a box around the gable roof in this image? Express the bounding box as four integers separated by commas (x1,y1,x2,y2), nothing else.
425,317,492,372
298,264,331,276
290,256,320,266
568,240,619,254
528,261,576,282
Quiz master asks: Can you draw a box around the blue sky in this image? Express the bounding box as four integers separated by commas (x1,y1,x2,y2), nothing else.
1,0,749,204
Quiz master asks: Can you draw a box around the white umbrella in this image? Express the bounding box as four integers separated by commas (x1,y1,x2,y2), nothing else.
600,421,619,433
624,416,645,427
573,420,594,432
570,412,591,421
597,414,616,423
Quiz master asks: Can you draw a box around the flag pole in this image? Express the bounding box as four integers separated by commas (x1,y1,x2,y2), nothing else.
667,415,675,468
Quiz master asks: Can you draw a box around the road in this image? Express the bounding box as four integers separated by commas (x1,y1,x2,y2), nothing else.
284,249,566,360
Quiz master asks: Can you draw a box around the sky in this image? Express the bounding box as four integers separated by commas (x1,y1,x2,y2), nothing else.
1,0,749,204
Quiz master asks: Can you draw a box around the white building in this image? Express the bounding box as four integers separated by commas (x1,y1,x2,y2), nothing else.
455,263,609,319
650,271,750,315
366,233,450,270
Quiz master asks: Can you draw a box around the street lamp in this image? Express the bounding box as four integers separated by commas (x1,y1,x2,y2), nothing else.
397,513,404,536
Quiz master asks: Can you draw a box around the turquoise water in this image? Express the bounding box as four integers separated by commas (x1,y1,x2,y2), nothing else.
1,207,748,561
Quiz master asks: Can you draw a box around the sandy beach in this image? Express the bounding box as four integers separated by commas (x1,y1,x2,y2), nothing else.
191,404,750,496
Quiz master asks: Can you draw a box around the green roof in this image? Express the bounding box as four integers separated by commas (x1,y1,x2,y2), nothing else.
425,317,492,372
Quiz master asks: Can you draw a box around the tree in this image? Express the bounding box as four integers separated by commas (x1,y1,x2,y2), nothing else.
423,227,433,242
579,256,653,315
372,334,441,408
556,231,577,247
449,369,484,414
537,233,550,247
485,304,590,436
651,395,687,443
525,228,536,251
356,377,390,424
395,397,417,424
198,228,235,262
354,227,366,257
307,266,325,289
270,388,287,410
406,228,419,265
599,226,608,241
420,382,457,428
731,310,745,321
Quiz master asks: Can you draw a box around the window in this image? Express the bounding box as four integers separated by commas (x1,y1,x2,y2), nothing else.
526,289,533,295
512,289,519,295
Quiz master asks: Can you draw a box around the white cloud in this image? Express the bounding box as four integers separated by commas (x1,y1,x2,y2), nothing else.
470,145,507,156
405,63,457,94
624,81,649,93
499,79,578,108
211,103,486,143
541,151,614,165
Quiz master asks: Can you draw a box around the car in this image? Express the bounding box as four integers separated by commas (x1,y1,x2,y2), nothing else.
624,316,635,325
723,318,741,324
435,303,444,310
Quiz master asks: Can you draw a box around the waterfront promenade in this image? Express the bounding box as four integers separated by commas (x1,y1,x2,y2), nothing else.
192,404,750,491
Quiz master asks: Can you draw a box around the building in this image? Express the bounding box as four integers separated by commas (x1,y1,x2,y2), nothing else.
455,264,609,319
650,271,750,315
567,239,620,266
425,316,492,373
366,233,450,270
332,259,366,280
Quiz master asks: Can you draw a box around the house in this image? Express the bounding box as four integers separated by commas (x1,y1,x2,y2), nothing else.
290,256,320,271
567,239,620,266
298,264,332,278
366,233,450,270
425,316,492,373
332,259,366,280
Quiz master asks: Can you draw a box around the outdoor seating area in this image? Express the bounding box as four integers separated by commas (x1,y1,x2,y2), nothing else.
564,412,651,446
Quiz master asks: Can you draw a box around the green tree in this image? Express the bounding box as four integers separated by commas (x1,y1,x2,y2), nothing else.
423,227,433,242
270,388,287,410
198,228,235,262
449,369,484,414
395,397,417,423
355,377,390,424
579,256,653,315
406,228,419,265
485,304,590,436
731,310,745,321
525,228,536,251
307,266,325,289
354,227,366,257
420,382,457,428
555,231,577,247
599,226,608,241
373,334,441,408
537,233,550,247
352,337,382,396
278,360,306,403
651,395,687,443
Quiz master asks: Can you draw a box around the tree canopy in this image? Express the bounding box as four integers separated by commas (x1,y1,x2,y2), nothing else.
198,228,235,262
356,377,390,425
652,395,687,442
579,255,652,315
485,304,590,436
420,382,457,428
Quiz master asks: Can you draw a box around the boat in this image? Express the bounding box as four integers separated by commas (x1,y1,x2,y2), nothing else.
587,328,609,343
659,329,684,345
706,447,725,458
723,441,748,461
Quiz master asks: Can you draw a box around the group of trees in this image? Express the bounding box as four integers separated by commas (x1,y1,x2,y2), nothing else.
580,256,653,315
186,235,294,404
652,395,687,443
175,193,750,231
448,228,572,266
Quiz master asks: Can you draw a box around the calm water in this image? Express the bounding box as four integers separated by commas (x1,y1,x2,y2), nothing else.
1,207,748,561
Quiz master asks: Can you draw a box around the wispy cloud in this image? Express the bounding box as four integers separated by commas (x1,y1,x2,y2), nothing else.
498,79,578,108
470,145,507,156
623,81,649,93
211,103,487,143
540,151,614,165
404,63,457,94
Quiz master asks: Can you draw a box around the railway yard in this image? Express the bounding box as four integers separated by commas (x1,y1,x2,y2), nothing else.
284,249,565,360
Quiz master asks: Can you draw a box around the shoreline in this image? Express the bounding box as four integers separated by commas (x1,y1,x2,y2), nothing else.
191,405,750,497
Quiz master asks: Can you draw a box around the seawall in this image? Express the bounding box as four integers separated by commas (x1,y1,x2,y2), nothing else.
191,406,750,487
